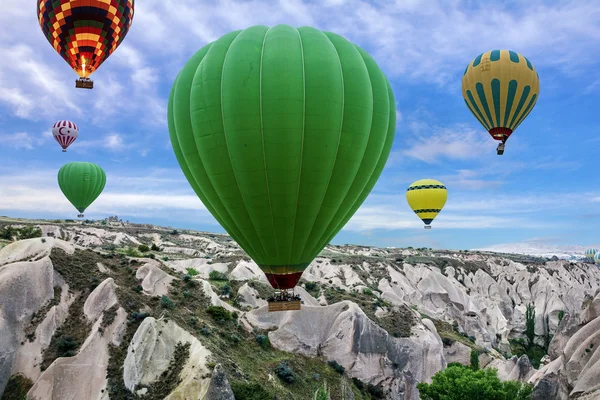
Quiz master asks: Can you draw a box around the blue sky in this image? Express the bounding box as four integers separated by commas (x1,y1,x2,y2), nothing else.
1,0,599,251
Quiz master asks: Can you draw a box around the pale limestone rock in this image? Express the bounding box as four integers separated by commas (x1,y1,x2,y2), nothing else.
136,260,176,297
123,317,212,399
27,306,127,400
84,278,118,322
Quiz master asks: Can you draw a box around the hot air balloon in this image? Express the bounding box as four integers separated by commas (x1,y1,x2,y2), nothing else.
585,248,598,262
58,162,106,218
406,179,447,229
37,0,135,89
168,25,396,311
462,50,540,155
52,120,79,152
595,252,600,267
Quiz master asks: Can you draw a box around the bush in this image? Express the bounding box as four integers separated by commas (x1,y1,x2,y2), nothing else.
274,361,294,383
138,244,150,252
124,246,142,257
470,350,480,371
2,374,34,400
230,382,273,400
367,383,385,398
150,243,161,251
328,359,345,374
209,270,228,281
363,287,373,295
525,303,536,347
256,334,270,349
161,296,175,309
17,226,43,239
220,284,231,296
417,364,533,400
206,306,232,322
56,336,78,357
186,267,200,277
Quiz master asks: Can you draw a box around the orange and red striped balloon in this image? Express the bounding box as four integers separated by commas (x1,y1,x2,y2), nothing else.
37,0,134,78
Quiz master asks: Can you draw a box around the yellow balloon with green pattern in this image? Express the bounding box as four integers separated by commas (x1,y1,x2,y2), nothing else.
406,179,447,229
462,50,540,150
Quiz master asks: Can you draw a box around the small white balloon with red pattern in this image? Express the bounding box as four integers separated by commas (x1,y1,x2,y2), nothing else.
52,120,79,152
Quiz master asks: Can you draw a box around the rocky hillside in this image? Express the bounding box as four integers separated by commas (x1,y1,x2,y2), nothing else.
1,216,600,400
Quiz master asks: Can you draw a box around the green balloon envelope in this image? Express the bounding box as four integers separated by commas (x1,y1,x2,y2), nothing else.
58,162,106,216
168,25,396,289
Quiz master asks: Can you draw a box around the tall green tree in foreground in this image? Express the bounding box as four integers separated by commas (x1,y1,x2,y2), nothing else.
417,363,532,400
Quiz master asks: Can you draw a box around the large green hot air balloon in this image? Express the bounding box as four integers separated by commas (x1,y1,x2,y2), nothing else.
58,162,106,218
168,25,396,307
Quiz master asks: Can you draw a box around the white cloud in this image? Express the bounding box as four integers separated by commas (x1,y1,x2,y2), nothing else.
400,125,493,163
0,168,207,219
70,133,138,154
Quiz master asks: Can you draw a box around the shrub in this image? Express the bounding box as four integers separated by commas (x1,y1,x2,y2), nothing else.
56,336,78,357
230,382,273,400
220,284,231,296
186,267,200,276
206,306,231,322
328,359,345,374
2,374,34,400
138,244,150,252
274,361,295,384
209,270,228,281
417,364,533,400
470,350,480,371
256,334,270,349
125,246,142,257
17,226,43,239
367,383,385,398
161,296,175,309
526,303,536,347
150,243,161,251
558,310,565,324
363,287,373,295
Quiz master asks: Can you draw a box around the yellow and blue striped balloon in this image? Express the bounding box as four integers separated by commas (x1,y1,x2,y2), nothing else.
462,50,540,144
406,179,447,229
585,248,598,262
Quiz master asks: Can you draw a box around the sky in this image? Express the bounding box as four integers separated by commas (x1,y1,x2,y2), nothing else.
1,0,599,251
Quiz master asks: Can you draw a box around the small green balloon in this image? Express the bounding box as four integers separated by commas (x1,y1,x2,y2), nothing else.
58,162,106,217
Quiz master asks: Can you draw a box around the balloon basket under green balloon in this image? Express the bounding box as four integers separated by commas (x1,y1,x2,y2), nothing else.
267,289,303,312
77,214,84,218
268,300,302,312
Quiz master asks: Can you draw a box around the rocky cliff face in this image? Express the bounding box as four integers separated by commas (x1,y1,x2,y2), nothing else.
0,218,599,399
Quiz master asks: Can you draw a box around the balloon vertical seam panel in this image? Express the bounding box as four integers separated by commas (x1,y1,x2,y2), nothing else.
309,42,394,259
37,0,134,77
173,32,262,260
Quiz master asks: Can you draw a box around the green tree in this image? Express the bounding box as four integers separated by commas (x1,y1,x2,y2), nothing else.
470,350,480,371
525,303,536,347
417,364,532,400
502,380,533,399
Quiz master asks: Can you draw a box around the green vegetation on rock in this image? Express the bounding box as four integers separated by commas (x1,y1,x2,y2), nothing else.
1,375,34,400
417,364,533,400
